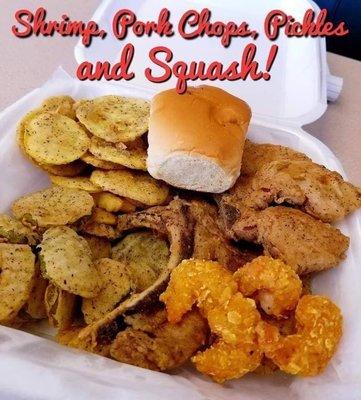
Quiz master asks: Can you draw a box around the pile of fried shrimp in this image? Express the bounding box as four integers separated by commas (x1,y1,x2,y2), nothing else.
161,256,343,383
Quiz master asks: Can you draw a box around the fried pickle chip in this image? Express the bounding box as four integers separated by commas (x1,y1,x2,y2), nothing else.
40,227,102,298
90,170,169,206
0,244,36,323
12,186,94,227
23,112,90,165
17,110,42,154
81,152,125,170
75,96,150,143
0,214,39,245
82,258,131,324
40,96,76,119
83,235,111,260
89,137,147,170
39,160,87,177
25,263,48,319
44,283,76,329
17,110,87,176
112,232,170,292
50,175,102,193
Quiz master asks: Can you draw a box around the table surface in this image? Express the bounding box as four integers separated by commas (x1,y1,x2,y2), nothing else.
0,0,360,185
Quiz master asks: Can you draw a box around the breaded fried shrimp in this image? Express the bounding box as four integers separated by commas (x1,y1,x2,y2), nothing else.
234,257,302,318
160,259,238,323
257,295,342,376
192,294,262,382
161,260,262,382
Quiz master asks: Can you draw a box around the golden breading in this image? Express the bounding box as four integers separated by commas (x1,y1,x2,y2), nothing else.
241,140,310,177
25,263,48,320
161,260,261,382
75,96,150,143
40,226,102,298
193,294,262,383
0,214,39,245
44,283,76,330
23,112,90,165
57,326,111,357
249,160,361,222
17,109,86,176
112,232,170,293
81,152,125,171
40,96,76,119
110,309,208,371
255,207,349,275
12,186,94,228
82,235,111,260
91,207,117,226
90,170,169,206
82,258,131,324
0,244,36,323
50,176,102,193
228,207,349,275
89,136,147,170
234,256,302,318
38,160,87,177
161,259,238,323
78,218,119,240
95,192,136,213
257,295,342,376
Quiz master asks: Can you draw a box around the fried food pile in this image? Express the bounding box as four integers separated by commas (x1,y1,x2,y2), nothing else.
161,258,342,383
0,95,360,385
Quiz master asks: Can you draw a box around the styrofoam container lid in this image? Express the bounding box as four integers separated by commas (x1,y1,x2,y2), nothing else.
75,0,327,126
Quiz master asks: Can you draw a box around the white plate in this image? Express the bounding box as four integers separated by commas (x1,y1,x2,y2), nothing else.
0,69,360,400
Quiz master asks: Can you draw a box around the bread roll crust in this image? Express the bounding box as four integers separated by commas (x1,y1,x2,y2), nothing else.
147,86,251,193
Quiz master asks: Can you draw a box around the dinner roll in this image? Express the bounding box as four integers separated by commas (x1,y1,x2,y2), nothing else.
147,86,251,193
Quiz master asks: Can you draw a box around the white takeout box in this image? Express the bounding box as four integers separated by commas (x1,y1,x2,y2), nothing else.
0,0,361,399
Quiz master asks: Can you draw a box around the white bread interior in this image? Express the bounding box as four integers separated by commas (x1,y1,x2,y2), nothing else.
147,85,251,193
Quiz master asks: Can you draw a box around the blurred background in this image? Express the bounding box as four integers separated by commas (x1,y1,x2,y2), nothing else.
314,0,361,60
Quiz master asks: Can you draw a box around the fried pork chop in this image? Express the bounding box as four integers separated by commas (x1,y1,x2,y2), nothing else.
217,141,356,274
110,309,208,371
189,200,259,272
248,160,361,222
235,141,361,222
241,140,311,177
219,205,349,275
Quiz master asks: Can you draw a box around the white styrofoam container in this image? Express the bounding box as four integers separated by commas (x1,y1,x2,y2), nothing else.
0,0,360,398
0,66,360,400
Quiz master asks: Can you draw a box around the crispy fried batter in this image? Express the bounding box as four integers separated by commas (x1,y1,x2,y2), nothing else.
218,141,353,275
161,259,238,323
224,206,349,275
161,260,262,382
257,295,342,376
110,309,208,371
189,200,258,272
241,140,310,177
76,200,194,349
254,207,349,275
57,326,111,357
193,294,262,383
234,256,302,318
249,160,361,222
